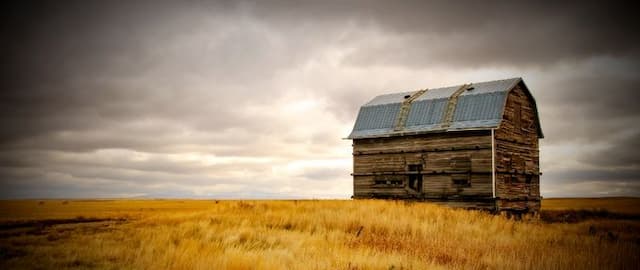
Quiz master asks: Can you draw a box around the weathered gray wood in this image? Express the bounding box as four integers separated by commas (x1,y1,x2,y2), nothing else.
494,84,541,212
353,131,494,201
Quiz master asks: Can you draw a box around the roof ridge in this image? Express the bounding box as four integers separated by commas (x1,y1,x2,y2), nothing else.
373,77,522,98
440,84,471,129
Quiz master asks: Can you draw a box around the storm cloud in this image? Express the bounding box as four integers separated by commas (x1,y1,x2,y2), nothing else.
1,0,639,198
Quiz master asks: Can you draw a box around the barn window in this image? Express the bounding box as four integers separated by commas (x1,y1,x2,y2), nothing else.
374,177,403,187
406,164,423,192
408,164,422,172
450,156,471,172
452,174,470,187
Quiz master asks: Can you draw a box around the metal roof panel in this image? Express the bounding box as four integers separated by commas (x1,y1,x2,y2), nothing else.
452,92,507,122
352,103,401,131
364,91,414,106
405,98,448,127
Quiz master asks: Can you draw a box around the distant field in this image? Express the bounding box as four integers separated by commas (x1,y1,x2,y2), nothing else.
542,197,640,214
0,198,638,269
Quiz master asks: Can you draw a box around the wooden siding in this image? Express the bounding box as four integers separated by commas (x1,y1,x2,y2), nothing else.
352,131,494,208
494,83,541,212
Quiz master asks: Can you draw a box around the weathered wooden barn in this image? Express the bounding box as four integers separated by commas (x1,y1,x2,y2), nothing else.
347,78,543,212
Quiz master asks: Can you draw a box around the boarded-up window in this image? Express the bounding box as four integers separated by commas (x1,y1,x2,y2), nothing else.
429,158,449,172
450,157,471,188
450,156,471,172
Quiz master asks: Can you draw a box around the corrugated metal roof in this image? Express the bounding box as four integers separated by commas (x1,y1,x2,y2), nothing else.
453,91,506,122
352,103,401,132
347,77,542,139
405,98,448,128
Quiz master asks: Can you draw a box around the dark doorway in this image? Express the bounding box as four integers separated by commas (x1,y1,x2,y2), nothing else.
408,164,423,192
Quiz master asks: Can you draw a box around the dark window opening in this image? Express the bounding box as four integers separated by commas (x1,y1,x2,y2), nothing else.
374,179,403,186
408,175,422,191
452,174,470,187
407,164,423,192
452,179,469,186
408,164,423,172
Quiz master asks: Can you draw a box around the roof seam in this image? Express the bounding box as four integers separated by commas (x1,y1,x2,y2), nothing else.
393,89,428,131
440,84,471,129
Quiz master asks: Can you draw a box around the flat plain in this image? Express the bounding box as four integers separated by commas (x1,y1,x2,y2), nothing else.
0,198,638,269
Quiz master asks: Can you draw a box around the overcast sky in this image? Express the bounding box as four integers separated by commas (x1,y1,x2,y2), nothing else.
2,1,639,198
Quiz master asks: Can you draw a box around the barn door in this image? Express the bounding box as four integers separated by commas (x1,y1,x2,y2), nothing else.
407,164,423,193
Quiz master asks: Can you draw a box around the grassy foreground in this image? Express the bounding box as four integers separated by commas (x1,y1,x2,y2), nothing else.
0,199,639,269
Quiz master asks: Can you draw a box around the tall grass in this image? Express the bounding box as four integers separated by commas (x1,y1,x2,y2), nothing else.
0,199,638,269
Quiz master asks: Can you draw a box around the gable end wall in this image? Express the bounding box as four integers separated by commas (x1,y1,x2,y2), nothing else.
494,83,541,211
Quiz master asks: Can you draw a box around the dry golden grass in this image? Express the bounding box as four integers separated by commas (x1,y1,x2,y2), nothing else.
0,199,638,269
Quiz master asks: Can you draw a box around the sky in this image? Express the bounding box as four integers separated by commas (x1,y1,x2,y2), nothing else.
1,1,639,199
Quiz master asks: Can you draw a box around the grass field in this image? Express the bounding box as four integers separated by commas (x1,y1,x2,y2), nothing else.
542,197,640,214
0,198,639,269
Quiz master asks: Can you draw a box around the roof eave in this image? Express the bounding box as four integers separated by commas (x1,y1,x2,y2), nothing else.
347,126,496,140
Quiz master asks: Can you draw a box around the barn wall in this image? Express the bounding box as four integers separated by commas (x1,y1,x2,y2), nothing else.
352,131,494,208
495,83,541,211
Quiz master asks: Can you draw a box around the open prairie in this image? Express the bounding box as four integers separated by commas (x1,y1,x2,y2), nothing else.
0,198,639,269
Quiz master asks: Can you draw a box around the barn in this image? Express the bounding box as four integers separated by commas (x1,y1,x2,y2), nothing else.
347,78,543,213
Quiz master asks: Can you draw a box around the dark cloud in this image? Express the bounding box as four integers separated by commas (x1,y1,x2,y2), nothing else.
578,132,640,168
1,1,639,198
534,71,640,143
545,167,640,184
247,1,640,68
